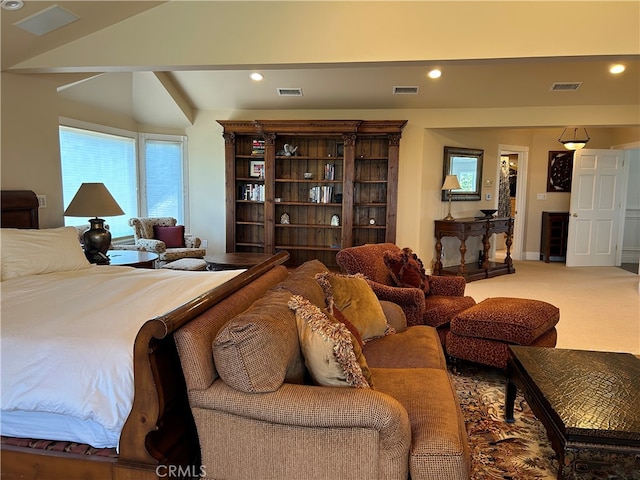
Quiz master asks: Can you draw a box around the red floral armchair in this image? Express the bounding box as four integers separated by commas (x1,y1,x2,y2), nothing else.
336,243,476,345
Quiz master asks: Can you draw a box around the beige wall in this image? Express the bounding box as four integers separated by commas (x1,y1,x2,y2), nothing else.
2,73,639,263
1,73,64,228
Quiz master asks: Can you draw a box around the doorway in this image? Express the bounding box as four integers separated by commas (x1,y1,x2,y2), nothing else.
496,145,528,261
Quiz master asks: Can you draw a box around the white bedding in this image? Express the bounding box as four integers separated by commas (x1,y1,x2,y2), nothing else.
1,265,244,448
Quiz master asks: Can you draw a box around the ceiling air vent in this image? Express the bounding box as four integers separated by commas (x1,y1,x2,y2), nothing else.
550,82,582,92
277,88,303,97
393,86,419,95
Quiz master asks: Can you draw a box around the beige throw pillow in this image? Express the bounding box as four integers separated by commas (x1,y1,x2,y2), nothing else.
288,295,372,389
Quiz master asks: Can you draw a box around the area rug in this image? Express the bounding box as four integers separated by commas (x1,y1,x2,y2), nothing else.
450,362,640,480
449,361,559,480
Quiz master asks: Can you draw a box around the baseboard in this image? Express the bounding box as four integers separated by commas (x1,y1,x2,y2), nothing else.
524,251,541,261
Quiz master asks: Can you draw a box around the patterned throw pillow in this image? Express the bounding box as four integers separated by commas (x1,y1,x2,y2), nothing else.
383,247,430,294
315,272,393,342
153,225,185,248
288,295,372,388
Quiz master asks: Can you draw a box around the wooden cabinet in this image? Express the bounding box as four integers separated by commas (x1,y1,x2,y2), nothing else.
434,217,515,281
220,120,407,268
540,211,569,262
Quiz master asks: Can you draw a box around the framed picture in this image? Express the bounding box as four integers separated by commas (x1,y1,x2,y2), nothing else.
249,160,265,178
547,151,573,192
336,142,344,157
441,146,483,201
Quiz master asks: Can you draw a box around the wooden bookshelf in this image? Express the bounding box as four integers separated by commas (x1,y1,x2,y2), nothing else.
219,120,406,268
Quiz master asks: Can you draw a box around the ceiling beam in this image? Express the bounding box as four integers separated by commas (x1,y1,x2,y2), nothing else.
153,71,194,125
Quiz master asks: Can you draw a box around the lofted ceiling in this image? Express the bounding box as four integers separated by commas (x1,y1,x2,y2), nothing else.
2,1,639,130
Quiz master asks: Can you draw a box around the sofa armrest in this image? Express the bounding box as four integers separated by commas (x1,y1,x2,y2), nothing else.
190,381,410,452
428,275,466,297
135,238,167,253
366,280,426,326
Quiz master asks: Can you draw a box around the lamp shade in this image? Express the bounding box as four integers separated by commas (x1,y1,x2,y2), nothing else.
442,174,461,191
64,183,124,217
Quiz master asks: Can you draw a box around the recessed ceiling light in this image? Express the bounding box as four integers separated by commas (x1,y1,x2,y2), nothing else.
609,64,626,74
427,69,442,79
250,72,264,81
1,0,24,11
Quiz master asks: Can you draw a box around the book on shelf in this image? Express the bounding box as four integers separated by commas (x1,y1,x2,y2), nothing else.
324,163,335,180
240,183,265,202
251,139,265,156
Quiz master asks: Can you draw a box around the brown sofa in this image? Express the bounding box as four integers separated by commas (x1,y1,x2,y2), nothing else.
175,259,470,480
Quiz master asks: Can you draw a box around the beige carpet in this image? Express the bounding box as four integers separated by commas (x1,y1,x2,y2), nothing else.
463,259,640,355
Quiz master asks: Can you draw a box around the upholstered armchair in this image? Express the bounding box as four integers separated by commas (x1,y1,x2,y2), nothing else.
336,243,476,345
113,217,206,267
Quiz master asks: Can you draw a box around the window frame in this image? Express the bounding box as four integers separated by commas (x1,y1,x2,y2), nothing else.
59,118,190,238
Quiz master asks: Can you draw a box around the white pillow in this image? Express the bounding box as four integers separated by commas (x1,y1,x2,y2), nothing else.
1,227,91,281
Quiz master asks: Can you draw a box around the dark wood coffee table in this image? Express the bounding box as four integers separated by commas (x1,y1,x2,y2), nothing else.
505,346,640,479
204,252,274,271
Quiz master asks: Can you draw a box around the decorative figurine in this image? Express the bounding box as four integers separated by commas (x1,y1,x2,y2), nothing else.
278,144,298,156
280,212,290,224
331,214,340,226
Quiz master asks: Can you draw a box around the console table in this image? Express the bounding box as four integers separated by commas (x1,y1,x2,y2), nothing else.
434,216,515,281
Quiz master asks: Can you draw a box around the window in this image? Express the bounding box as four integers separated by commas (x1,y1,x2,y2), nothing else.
60,120,188,239
139,134,186,224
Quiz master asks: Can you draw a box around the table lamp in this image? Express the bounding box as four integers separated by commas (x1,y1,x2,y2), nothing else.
64,182,124,264
441,175,461,221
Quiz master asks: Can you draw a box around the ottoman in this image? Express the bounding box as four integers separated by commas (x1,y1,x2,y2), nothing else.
161,258,207,271
445,297,559,369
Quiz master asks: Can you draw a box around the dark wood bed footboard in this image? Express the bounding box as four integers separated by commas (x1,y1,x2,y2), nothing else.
117,251,290,479
1,189,290,480
1,251,289,480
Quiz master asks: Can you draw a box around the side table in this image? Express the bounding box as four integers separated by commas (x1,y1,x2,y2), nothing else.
106,250,158,269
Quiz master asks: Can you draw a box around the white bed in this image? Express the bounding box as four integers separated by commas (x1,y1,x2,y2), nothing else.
1,226,243,448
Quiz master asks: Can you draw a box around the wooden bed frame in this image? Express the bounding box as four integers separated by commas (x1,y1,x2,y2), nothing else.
0,190,289,480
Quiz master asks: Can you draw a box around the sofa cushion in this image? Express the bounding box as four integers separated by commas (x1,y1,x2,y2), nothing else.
212,289,304,393
315,272,392,341
289,295,372,388
383,247,429,294
363,326,446,370
370,367,470,479
153,225,185,248
450,297,560,345
273,259,328,308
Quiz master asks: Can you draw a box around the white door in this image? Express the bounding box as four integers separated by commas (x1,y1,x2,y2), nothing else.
566,149,626,267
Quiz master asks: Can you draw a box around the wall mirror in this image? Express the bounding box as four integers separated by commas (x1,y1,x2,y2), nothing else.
441,146,483,201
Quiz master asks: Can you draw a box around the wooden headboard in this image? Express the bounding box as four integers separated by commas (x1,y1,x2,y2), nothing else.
1,190,39,228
